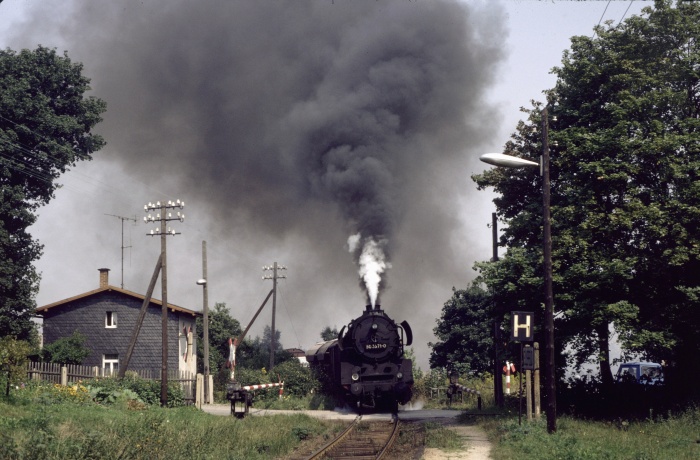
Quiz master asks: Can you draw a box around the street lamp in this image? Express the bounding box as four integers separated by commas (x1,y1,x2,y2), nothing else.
479,107,556,433
197,269,209,404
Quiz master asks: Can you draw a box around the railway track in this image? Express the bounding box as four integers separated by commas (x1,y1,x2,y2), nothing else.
305,415,400,460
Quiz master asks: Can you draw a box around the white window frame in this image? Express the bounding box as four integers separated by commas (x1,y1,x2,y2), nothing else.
105,311,117,328
103,354,119,376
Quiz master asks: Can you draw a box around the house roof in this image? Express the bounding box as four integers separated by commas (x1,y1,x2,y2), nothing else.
36,284,202,317
285,348,306,357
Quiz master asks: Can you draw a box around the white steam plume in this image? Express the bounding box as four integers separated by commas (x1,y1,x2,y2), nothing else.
348,234,390,307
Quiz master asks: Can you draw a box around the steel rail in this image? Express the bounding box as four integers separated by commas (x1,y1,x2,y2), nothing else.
307,415,361,460
375,417,400,460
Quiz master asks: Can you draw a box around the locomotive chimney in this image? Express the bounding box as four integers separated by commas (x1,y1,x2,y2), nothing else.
365,304,372,311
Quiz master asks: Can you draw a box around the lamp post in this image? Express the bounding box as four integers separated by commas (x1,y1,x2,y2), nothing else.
480,108,556,432
196,275,209,404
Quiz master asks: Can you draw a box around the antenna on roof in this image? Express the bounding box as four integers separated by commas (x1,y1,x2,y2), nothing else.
105,214,138,289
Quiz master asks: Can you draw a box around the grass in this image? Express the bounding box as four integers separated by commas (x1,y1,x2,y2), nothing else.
8,376,700,459
475,409,700,460
423,421,464,450
0,384,342,460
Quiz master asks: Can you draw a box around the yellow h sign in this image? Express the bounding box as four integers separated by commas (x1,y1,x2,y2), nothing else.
511,311,534,341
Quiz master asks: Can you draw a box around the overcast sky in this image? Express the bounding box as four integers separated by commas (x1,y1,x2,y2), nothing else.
0,0,649,371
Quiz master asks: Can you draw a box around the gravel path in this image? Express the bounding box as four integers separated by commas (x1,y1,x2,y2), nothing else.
422,424,492,460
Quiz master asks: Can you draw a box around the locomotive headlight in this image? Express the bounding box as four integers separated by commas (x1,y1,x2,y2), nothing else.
397,372,403,379
351,373,360,381
372,324,378,330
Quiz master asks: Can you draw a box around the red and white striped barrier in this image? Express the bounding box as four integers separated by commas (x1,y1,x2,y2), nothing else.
243,381,285,398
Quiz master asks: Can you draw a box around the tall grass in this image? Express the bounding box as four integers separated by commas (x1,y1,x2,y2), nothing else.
0,382,342,460
478,409,700,460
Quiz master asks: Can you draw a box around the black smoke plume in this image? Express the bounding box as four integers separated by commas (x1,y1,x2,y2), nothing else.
7,0,506,362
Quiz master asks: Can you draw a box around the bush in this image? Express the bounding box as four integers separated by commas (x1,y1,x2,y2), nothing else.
79,375,185,407
0,337,31,396
41,331,90,365
270,360,317,397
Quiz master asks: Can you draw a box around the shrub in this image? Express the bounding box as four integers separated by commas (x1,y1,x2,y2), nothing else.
271,360,317,397
0,337,31,396
85,375,185,407
41,331,90,365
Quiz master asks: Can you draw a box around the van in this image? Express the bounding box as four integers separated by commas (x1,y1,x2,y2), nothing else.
615,362,664,385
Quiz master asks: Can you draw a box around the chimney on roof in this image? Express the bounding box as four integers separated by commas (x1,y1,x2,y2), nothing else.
99,268,110,288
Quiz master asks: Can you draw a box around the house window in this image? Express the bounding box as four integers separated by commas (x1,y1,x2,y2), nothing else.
105,311,117,328
103,354,119,376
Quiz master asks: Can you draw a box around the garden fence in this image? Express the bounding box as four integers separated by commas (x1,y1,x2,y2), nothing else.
25,361,197,405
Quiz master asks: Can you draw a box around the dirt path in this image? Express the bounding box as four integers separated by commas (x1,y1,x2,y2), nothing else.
422,424,492,460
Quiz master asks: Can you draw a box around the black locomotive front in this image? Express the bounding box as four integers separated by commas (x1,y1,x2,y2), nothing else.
306,304,413,412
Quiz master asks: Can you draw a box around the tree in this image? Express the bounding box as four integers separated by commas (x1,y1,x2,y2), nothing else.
195,302,241,373
472,0,700,388
0,46,106,340
42,330,90,365
320,326,339,341
0,336,31,396
429,283,494,375
237,326,292,371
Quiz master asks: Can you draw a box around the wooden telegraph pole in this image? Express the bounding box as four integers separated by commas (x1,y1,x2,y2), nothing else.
542,108,557,433
262,262,286,371
144,200,185,407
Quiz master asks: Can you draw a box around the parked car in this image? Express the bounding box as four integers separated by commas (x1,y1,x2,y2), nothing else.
615,362,664,385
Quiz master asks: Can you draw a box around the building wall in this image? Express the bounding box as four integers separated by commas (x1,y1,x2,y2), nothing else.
42,291,197,373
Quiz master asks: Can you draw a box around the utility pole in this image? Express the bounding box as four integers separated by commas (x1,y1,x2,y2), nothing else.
105,214,137,289
492,212,504,408
144,199,185,407
541,108,556,433
262,262,286,371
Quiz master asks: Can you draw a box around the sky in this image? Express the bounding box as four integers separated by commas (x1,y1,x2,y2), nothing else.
0,0,650,372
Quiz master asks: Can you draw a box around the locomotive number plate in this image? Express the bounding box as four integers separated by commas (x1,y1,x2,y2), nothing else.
365,343,387,350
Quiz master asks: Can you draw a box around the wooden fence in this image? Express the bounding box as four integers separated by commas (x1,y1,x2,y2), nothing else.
26,362,196,404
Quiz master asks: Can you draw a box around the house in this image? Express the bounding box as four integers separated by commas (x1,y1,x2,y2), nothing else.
36,268,201,375
285,348,308,366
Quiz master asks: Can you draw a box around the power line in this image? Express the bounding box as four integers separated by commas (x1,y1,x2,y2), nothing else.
619,0,635,23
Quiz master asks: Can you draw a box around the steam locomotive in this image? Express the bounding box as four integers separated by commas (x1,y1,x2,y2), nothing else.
306,304,414,413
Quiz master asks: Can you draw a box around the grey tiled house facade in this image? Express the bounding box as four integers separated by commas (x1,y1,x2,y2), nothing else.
37,269,200,374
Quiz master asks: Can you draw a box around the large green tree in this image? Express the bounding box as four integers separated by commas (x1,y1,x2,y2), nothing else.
473,0,700,388
429,283,494,375
0,46,106,340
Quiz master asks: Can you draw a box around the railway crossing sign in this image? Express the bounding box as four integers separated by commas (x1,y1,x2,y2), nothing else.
511,311,534,342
